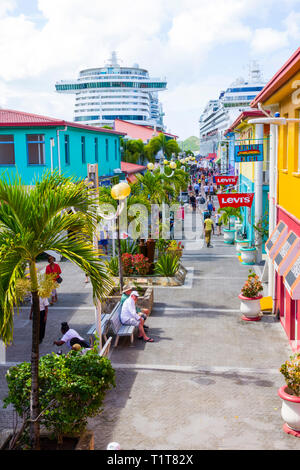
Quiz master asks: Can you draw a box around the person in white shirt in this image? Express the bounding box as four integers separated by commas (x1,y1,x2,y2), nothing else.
215,212,222,235
29,296,49,344
203,184,209,200
53,322,90,350
120,291,154,343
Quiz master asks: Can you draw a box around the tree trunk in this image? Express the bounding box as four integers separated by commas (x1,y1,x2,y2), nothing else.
29,261,40,450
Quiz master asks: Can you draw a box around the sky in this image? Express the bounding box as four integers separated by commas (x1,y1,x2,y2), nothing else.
1,0,300,140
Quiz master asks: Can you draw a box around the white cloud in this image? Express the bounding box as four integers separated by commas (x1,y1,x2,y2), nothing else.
0,0,300,139
250,27,289,54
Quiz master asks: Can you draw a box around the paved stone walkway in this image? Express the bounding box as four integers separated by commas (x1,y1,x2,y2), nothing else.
1,203,300,449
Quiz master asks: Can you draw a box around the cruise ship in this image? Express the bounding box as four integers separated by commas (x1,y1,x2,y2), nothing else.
199,62,266,157
55,52,167,130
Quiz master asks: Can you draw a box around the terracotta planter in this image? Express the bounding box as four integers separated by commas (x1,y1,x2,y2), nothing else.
238,293,262,321
240,246,257,265
278,386,300,436
223,228,236,244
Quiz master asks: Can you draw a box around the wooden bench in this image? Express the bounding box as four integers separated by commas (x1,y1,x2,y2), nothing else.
108,302,136,347
87,313,111,345
99,337,112,358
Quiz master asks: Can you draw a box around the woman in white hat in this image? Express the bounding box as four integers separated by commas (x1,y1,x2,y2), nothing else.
120,291,154,342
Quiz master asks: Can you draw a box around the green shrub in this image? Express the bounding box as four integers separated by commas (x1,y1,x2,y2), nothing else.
4,349,115,447
106,256,119,276
154,253,180,277
280,353,300,397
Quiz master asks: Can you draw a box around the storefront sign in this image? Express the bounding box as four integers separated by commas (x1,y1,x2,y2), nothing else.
217,193,254,208
234,144,263,162
215,176,238,185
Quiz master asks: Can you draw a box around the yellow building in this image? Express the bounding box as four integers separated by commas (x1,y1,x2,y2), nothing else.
251,48,300,349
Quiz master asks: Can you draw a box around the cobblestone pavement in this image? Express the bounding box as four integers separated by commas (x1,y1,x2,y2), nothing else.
1,204,300,450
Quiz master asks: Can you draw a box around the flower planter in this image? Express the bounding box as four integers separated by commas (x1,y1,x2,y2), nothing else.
278,386,300,436
103,286,154,314
240,246,256,265
235,239,251,254
238,293,262,321
223,228,236,244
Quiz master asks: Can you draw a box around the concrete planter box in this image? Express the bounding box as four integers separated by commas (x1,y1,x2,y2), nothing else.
2,430,94,450
103,286,154,314
112,264,187,290
223,228,236,244
240,246,257,265
278,386,300,436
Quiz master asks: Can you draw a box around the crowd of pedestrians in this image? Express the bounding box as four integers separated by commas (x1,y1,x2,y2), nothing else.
188,165,223,248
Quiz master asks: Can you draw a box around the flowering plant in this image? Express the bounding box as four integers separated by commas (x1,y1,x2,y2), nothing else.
132,254,151,275
167,240,184,258
121,253,134,275
280,354,300,396
241,270,263,298
121,253,150,276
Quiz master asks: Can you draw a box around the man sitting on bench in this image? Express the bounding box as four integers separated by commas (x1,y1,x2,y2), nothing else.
120,291,154,343
120,284,150,329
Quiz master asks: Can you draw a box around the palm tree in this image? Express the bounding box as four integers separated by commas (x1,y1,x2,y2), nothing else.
132,170,175,204
146,133,180,160
0,171,113,449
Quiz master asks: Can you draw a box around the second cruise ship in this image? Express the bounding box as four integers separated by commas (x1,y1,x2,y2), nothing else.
199,62,266,157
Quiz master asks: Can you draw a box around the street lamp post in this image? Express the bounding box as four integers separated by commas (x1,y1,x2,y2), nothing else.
111,182,131,293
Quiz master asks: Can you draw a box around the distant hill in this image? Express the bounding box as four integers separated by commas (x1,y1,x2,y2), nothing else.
178,136,200,153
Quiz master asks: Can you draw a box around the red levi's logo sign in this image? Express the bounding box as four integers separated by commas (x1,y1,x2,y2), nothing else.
217,193,254,208
215,176,238,185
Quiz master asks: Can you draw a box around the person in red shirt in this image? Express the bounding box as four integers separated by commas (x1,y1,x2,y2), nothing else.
45,255,62,305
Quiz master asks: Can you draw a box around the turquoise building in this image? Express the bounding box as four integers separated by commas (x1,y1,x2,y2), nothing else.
0,109,126,185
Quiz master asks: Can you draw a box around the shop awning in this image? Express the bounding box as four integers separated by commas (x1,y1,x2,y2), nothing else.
265,221,288,258
273,231,300,275
284,252,300,300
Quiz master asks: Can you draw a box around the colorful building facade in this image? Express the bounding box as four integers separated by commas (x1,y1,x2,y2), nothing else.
224,111,270,251
251,48,300,349
0,109,125,186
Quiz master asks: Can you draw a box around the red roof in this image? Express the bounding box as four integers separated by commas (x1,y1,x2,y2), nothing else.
114,119,178,141
226,110,267,133
0,108,126,136
251,48,300,107
121,161,147,175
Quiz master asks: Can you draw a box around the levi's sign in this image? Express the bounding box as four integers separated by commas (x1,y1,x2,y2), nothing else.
217,193,254,208
215,176,238,185
234,144,263,162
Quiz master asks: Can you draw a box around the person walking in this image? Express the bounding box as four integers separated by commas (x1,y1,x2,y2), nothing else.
189,193,196,212
45,255,62,305
204,215,214,248
207,199,214,217
29,296,49,344
215,212,222,235
193,182,200,196
203,183,209,200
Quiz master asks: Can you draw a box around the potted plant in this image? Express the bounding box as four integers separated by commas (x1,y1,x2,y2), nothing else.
235,238,251,255
278,354,300,436
238,270,263,321
154,253,180,277
218,207,242,244
240,245,257,265
167,240,184,259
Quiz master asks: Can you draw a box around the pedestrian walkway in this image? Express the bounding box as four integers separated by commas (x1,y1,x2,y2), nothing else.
0,212,299,449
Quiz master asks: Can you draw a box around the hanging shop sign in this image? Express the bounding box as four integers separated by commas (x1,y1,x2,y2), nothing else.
283,253,300,300
265,221,288,258
217,193,254,209
215,175,238,185
234,143,263,162
273,232,300,275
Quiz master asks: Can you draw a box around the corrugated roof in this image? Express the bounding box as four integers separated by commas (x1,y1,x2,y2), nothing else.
0,108,126,136
121,161,147,174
